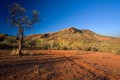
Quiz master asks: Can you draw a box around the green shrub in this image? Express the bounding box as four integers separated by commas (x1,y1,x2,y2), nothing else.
0,41,12,49
4,36,17,43
114,50,120,55
0,37,4,42
63,46,67,50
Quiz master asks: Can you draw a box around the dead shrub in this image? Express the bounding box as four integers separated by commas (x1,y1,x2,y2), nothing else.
11,49,18,55
22,50,33,56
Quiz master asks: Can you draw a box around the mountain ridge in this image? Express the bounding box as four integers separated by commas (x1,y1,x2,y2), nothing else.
26,27,120,43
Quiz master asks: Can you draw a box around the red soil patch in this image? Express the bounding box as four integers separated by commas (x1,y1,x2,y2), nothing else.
0,50,120,80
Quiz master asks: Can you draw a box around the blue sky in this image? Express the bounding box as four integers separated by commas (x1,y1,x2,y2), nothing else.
0,0,120,37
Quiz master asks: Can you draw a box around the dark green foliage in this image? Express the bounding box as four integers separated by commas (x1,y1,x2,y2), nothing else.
0,35,18,49
4,36,17,43
0,37,4,42
0,34,6,42
63,46,67,50
24,39,37,48
0,41,17,49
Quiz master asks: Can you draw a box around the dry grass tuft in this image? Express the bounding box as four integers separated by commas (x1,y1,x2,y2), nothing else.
10,49,18,55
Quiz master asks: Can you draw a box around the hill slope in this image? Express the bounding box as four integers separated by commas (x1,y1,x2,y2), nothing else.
26,27,120,42
24,27,120,53
0,27,120,54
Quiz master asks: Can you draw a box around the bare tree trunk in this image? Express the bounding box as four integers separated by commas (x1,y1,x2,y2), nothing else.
17,30,23,56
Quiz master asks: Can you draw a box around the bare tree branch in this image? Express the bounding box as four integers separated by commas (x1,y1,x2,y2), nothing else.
7,3,39,56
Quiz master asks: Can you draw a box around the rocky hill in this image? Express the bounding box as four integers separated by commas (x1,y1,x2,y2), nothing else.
0,27,120,54
26,27,120,43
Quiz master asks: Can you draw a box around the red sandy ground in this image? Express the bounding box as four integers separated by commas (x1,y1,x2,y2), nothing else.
0,50,120,80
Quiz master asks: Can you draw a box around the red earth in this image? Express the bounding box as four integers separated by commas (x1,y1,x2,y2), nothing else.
0,50,120,80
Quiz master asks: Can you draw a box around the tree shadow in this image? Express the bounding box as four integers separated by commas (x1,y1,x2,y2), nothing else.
0,56,79,68
0,55,79,79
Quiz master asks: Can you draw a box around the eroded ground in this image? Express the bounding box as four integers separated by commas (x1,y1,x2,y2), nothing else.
0,50,120,80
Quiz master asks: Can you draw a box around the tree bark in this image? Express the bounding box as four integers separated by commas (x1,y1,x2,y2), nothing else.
17,29,23,56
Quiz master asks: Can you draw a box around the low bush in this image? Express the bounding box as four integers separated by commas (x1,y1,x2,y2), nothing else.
11,49,18,55
114,49,120,55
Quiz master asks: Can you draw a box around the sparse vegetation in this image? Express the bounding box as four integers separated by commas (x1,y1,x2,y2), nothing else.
1,0,120,80
0,27,120,54
7,3,39,56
